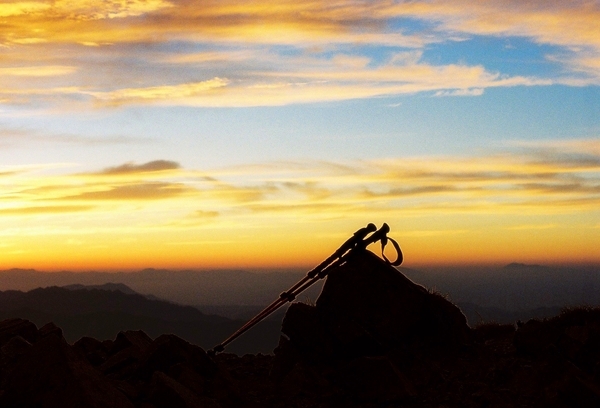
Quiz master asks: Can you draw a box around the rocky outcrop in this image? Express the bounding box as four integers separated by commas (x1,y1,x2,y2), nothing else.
270,249,473,404
1,250,600,407
1,326,135,408
275,249,472,366
0,322,229,408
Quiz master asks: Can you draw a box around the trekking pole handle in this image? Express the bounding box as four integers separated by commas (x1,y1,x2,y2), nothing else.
360,223,390,248
359,223,403,266
307,223,376,279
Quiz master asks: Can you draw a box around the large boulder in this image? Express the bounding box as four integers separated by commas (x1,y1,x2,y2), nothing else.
0,319,38,346
276,249,472,365
0,333,134,408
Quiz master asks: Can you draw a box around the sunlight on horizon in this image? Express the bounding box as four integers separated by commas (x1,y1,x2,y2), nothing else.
0,1,599,271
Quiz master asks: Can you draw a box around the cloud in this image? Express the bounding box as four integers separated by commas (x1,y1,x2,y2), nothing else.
434,88,484,97
90,78,230,106
99,160,181,175
0,2,50,18
383,0,600,83
504,224,557,231
0,65,77,77
0,0,173,20
62,182,192,201
0,205,94,216
2,0,596,108
1,137,598,267
0,127,148,148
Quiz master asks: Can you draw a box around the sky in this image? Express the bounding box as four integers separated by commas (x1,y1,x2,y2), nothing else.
0,0,599,271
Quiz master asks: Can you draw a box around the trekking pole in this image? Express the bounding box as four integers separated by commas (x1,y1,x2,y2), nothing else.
208,223,401,355
279,223,403,300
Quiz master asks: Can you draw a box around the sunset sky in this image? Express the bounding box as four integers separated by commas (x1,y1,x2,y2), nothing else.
0,0,599,271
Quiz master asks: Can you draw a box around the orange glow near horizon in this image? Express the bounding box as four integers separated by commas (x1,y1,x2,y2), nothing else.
1,146,599,271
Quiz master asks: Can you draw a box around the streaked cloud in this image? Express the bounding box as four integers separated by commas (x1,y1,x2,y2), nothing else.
0,127,148,148
0,66,76,77
0,205,94,216
90,78,230,106
61,181,192,201
98,160,181,175
12,140,595,217
1,0,597,109
1,139,598,268
435,88,485,97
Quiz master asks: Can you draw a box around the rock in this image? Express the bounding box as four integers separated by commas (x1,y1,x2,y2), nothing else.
514,319,558,357
144,371,221,408
38,322,64,340
272,249,473,405
277,360,335,400
336,356,417,402
0,333,134,408
101,330,154,378
276,250,472,365
74,336,110,366
0,319,38,346
0,335,33,388
110,330,153,355
1,335,32,362
136,334,217,381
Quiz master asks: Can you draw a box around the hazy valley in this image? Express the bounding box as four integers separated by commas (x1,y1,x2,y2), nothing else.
0,263,598,355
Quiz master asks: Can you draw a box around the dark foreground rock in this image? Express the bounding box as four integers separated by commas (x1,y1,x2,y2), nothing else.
276,250,472,365
1,250,600,407
0,322,226,408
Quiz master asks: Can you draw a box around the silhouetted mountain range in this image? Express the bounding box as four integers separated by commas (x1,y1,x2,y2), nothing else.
62,282,140,295
401,263,600,312
0,286,280,355
1,263,599,346
2,264,600,312
0,268,319,307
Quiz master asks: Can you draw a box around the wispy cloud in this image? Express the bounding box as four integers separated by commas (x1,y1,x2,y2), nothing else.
61,182,192,201
1,0,596,108
0,127,148,148
0,205,94,216
89,78,230,106
0,141,598,266
97,160,181,175
0,65,76,77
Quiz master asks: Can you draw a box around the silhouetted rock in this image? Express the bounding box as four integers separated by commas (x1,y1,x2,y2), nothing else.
110,330,153,355
514,307,600,407
269,249,475,406
0,335,32,386
0,333,134,408
143,371,221,408
0,318,38,346
276,250,472,368
2,253,600,407
74,336,109,366
38,321,63,339
1,335,32,362
98,330,155,379
136,334,217,381
336,356,416,402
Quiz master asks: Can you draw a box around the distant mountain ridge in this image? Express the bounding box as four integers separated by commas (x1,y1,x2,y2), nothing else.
402,263,600,311
0,267,314,307
0,286,281,355
503,262,546,270
62,282,139,295
1,262,599,313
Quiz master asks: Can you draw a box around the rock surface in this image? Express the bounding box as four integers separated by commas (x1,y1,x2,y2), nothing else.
0,250,599,407
275,249,472,366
